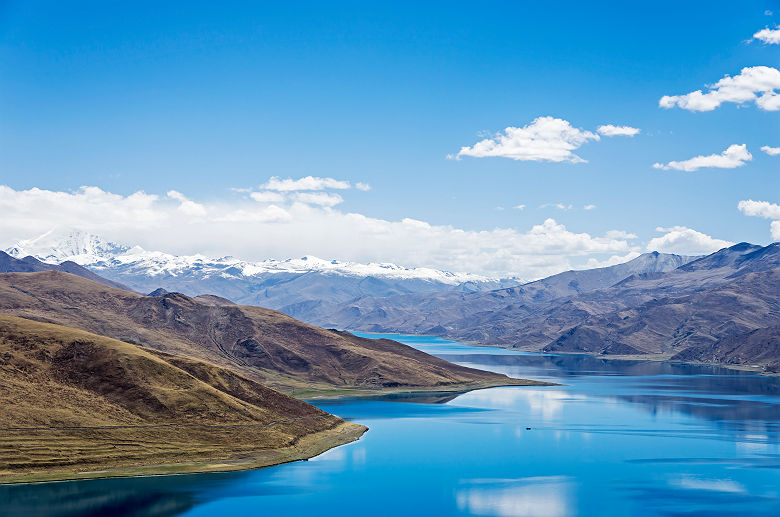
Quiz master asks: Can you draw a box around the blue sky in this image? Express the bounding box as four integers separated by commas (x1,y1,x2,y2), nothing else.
0,1,778,277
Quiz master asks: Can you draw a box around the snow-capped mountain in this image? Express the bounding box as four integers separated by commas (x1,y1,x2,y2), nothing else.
5,229,522,320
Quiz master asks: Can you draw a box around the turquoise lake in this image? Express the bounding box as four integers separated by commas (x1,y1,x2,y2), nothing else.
2,333,780,516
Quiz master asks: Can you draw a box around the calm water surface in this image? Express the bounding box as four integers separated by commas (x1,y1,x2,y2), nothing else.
3,334,780,517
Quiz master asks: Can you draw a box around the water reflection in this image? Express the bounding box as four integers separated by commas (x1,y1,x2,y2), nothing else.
456,476,574,517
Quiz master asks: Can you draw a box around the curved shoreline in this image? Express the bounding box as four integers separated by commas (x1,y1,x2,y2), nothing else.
0,421,367,485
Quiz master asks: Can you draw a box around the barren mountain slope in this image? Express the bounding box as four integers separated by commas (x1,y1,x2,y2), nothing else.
0,271,540,395
0,315,365,483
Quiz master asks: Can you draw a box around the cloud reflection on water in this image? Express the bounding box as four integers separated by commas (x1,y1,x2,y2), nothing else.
456,476,574,517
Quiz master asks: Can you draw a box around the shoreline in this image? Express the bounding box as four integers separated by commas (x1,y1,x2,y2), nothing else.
348,330,780,377
0,421,367,485
297,378,559,400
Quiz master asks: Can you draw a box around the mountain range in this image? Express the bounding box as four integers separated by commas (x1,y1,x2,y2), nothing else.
317,242,780,372
5,229,522,319
6,229,780,373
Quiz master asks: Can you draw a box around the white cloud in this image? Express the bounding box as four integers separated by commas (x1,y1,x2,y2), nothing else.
659,66,780,111
513,204,526,210
738,199,780,239
605,230,638,239
597,125,640,137
646,226,734,255
261,176,351,191
455,116,600,163
761,145,780,156
653,144,752,171
738,199,780,219
250,191,286,203
0,185,637,279
540,203,574,210
166,190,207,216
293,192,344,207
583,204,597,210
584,251,641,269
355,182,371,191
754,26,780,44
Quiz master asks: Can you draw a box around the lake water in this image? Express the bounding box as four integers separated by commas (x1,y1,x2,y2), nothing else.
3,333,780,516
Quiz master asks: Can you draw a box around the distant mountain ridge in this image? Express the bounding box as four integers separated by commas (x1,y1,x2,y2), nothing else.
308,250,700,334
315,242,780,372
5,229,524,315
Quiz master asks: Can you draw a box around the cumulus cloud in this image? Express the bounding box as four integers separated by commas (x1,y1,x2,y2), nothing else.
261,176,352,191
646,226,734,255
455,116,601,163
167,190,207,216
597,125,640,137
761,145,780,156
653,144,752,171
738,199,780,219
754,26,780,44
659,66,780,111
738,200,780,239
0,185,638,279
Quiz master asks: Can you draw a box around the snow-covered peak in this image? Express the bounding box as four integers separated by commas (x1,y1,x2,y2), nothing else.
5,230,511,285
6,228,130,264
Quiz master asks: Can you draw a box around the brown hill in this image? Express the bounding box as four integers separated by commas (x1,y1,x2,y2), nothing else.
0,271,540,395
0,314,365,483
0,250,131,291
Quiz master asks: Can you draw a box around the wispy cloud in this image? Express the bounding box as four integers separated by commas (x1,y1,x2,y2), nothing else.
293,192,344,207
262,176,352,191
540,203,574,210
583,204,597,210
653,144,752,171
597,125,640,137
659,66,780,111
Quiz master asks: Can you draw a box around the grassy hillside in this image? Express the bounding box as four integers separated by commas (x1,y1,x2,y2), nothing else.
0,315,365,483
0,271,544,395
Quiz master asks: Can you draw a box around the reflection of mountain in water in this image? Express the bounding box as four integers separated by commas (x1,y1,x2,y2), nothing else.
0,475,199,517
437,352,780,429
0,470,294,517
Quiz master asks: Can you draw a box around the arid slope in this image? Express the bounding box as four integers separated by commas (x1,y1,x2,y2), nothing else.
0,315,365,483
